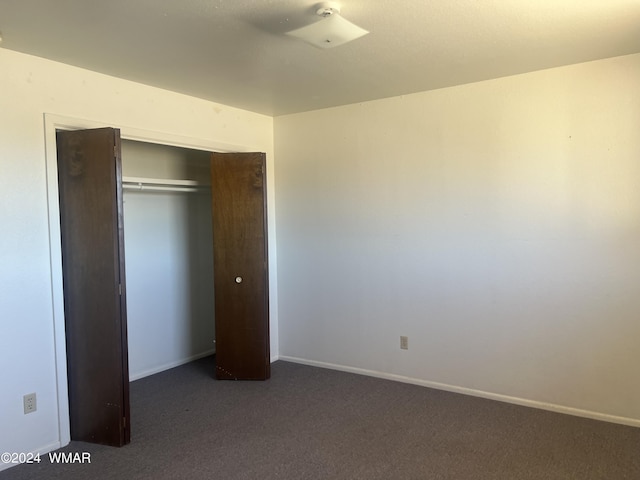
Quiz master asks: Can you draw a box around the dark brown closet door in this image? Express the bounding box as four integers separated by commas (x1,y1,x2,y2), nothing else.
57,127,130,446
211,152,270,380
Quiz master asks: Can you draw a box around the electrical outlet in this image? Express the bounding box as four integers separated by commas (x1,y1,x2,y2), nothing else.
23,393,37,414
400,336,408,350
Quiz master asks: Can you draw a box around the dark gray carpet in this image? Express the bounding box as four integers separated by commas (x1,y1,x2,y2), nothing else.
2,357,639,479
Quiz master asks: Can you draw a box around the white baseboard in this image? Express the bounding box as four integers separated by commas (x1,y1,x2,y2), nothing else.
129,349,216,381
0,440,62,472
278,355,640,429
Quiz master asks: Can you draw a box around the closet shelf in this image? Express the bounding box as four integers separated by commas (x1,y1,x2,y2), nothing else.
122,176,210,193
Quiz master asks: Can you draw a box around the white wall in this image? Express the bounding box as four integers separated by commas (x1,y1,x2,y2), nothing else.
0,48,274,468
122,141,215,380
274,53,640,425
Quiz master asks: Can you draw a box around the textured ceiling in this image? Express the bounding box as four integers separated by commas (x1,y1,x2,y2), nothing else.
1,0,639,116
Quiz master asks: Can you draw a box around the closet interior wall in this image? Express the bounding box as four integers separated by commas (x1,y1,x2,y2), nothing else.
121,140,215,380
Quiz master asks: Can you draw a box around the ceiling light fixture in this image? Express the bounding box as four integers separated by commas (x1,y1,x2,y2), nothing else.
286,2,369,49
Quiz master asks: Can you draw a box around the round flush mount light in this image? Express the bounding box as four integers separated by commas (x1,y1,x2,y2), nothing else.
286,2,369,49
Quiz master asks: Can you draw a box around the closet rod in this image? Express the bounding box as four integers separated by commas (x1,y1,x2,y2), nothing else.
122,183,207,193
122,176,210,193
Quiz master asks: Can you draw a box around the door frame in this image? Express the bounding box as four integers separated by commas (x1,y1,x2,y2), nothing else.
44,113,277,448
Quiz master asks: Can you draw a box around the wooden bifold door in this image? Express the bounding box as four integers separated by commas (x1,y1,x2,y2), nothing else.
57,128,130,447
56,128,270,447
210,152,270,380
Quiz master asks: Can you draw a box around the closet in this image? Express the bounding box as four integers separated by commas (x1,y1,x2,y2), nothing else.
56,127,270,448
121,140,215,380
